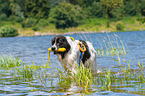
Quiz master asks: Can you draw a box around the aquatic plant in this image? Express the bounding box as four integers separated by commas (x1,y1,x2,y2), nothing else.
56,57,144,94
16,62,51,81
0,54,21,69
0,54,51,82
57,63,93,93
0,53,144,95
16,64,34,81
96,33,127,56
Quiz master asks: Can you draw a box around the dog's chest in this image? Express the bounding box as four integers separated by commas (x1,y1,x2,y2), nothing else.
57,53,69,66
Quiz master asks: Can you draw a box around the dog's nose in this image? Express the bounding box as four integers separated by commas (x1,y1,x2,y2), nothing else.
51,47,56,51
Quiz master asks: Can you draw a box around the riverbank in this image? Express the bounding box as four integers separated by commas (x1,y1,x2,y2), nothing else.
1,16,145,37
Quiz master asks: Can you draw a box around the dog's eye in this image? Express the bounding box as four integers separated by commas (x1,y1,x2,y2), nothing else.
57,42,61,45
58,40,63,44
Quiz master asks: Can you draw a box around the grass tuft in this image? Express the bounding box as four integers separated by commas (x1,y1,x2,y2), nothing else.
96,33,127,56
0,54,21,69
57,64,93,93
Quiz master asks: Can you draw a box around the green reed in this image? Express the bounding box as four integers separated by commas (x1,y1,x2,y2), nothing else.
96,33,127,56
79,33,126,56
137,60,144,83
112,56,144,94
0,55,51,82
0,54,21,69
16,62,51,81
56,56,144,94
95,66,144,94
0,53,144,95
57,63,93,93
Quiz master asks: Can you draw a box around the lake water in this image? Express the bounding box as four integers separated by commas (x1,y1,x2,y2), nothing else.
0,31,144,95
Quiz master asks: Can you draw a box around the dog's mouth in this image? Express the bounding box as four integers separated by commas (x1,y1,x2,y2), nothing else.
53,51,57,54
53,51,65,55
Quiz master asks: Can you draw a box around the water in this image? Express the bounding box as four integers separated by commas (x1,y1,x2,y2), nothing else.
0,31,144,95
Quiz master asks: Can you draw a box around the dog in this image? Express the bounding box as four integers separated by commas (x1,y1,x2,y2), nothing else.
50,35,98,74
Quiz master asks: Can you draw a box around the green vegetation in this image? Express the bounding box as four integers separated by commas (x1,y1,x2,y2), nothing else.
0,54,21,69
0,17,145,36
56,55,144,95
0,0,145,37
96,33,126,56
1,54,144,95
96,58,144,92
57,64,92,93
0,26,18,37
24,0,50,20
116,21,125,31
0,55,51,81
49,2,82,29
21,18,36,28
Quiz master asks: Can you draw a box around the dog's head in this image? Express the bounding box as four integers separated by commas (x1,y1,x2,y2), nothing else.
51,35,71,58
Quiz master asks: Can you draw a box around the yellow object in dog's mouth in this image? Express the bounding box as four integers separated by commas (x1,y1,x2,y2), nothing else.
48,47,66,52
48,47,66,65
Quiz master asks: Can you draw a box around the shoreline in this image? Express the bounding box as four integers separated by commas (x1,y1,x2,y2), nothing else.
17,29,145,37
1,17,145,37
18,31,111,37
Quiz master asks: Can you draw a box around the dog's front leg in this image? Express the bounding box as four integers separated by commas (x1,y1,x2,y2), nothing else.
67,53,79,74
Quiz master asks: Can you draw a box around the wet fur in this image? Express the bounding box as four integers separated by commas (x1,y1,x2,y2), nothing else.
51,35,98,73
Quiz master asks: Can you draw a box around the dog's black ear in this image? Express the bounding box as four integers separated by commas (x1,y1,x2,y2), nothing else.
51,37,56,45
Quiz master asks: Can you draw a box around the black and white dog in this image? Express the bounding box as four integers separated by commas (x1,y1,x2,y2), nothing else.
51,35,98,74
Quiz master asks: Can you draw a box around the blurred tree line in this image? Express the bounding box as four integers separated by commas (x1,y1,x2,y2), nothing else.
0,0,145,29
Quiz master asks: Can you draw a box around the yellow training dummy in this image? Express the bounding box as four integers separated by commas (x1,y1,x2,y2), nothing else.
48,47,66,52
48,47,66,65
